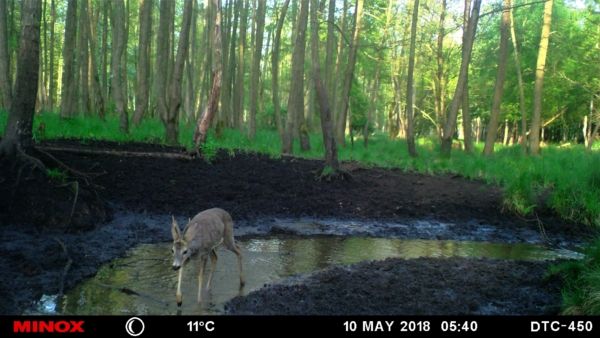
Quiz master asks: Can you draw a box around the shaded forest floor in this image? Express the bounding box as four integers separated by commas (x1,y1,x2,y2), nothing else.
0,139,595,314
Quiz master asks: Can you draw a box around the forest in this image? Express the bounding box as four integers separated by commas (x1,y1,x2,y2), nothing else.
0,0,600,317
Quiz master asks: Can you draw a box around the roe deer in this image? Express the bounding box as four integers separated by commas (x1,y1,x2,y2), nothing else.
171,208,245,306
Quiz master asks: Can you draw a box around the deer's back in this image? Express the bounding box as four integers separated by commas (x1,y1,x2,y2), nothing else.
184,208,233,252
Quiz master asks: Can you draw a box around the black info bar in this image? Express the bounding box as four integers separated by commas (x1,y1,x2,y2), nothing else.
1,316,598,337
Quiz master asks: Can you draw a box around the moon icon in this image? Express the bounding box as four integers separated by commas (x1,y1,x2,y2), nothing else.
125,317,145,337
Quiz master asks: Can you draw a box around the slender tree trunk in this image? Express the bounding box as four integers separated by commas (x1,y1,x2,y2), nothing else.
222,0,238,127
87,0,105,119
433,0,446,138
282,0,309,154
132,0,153,125
324,0,335,103
48,0,55,111
462,77,473,152
102,1,109,103
0,0,12,110
310,0,338,171
405,0,419,157
336,0,364,146
331,0,348,125
461,0,473,153
155,0,172,136
78,0,89,115
0,0,41,157
529,0,553,155
440,0,481,157
165,0,193,145
272,0,290,139
509,5,528,151
194,0,223,151
234,0,247,130
483,0,511,155
111,0,128,132
60,0,77,118
248,0,265,139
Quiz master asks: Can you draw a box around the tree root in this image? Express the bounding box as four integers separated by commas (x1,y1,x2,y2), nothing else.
34,147,103,186
57,181,79,227
53,237,73,299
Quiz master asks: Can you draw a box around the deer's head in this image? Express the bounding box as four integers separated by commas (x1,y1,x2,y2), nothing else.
171,216,191,270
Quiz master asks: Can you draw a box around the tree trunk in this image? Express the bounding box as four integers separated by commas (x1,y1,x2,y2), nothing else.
282,0,310,154
310,0,338,171
0,0,11,110
325,0,335,103
78,0,89,115
0,0,41,157
234,0,247,130
509,5,528,151
87,0,105,119
60,0,77,118
133,0,153,125
483,0,511,155
433,0,446,139
165,0,193,145
272,0,290,139
529,0,553,155
48,0,55,111
248,0,265,139
221,0,238,127
335,0,363,146
155,0,172,137
440,0,481,157
194,0,223,151
111,0,128,133
102,1,109,103
462,76,473,152
405,0,419,157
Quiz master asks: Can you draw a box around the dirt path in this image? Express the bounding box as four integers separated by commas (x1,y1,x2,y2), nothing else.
0,139,592,314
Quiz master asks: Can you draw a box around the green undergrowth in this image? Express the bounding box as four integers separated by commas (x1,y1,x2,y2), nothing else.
549,238,600,315
1,111,599,227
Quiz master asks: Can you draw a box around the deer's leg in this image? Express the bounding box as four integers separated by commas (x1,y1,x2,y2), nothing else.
176,266,183,307
205,250,218,291
197,255,207,303
223,235,246,288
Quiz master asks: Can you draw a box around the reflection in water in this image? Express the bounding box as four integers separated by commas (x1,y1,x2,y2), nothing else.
52,237,580,315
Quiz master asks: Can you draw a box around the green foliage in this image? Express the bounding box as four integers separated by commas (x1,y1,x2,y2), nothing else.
46,168,67,183
549,238,600,315
349,80,370,132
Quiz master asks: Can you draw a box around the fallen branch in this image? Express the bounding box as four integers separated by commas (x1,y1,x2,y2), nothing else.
38,145,194,160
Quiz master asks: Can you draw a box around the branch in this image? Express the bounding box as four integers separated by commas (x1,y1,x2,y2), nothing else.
479,0,550,19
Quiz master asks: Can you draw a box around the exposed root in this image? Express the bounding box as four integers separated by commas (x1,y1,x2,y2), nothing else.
53,237,73,299
57,181,79,226
34,147,100,185
315,168,353,182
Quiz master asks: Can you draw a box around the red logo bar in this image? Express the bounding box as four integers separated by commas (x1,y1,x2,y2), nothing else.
13,320,85,333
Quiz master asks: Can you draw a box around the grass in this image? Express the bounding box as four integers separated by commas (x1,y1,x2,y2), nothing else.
549,238,600,315
1,111,599,227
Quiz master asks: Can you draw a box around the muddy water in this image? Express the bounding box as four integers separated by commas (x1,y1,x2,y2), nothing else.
47,236,580,315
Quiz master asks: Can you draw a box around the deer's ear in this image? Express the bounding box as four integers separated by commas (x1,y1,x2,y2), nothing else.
171,216,181,240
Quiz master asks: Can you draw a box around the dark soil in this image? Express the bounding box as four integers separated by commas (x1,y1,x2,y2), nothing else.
225,257,562,315
0,139,593,315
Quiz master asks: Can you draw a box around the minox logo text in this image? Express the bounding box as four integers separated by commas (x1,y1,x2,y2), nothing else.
13,320,85,333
